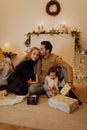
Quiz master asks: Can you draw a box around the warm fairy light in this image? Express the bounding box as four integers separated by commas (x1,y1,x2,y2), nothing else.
4,42,11,51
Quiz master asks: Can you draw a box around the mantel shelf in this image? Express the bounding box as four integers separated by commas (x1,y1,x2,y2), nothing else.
24,27,81,51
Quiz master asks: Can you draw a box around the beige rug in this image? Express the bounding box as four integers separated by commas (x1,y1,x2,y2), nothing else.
0,95,87,130
0,122,38,130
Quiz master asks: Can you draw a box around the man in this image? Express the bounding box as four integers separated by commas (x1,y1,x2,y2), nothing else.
29,41,73,94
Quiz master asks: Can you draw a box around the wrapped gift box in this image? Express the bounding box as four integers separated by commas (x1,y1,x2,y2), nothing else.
48,95,79,113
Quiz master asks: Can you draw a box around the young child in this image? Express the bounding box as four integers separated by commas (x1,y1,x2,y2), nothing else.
43,66,59,98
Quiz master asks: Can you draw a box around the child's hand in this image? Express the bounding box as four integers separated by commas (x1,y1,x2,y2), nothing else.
47,86,51,91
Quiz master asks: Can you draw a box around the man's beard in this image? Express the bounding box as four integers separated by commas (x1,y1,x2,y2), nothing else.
40,54,45,58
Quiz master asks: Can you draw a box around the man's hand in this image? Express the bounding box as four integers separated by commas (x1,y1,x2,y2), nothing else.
68,82,75,92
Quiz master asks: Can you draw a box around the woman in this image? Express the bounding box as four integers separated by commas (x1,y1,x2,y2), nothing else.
0,47,40,95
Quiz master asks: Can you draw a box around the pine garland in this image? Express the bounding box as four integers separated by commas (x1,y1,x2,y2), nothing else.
24,27,81,52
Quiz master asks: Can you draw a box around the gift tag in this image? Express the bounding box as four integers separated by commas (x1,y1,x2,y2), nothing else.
60,83,71,96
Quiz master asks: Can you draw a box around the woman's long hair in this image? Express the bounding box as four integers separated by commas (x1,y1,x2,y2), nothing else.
19,47,40,63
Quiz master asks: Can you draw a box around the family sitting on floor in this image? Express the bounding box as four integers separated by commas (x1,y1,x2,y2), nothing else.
0,41,82,105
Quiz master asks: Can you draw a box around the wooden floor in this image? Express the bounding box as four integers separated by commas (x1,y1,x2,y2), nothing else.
0,123,38,130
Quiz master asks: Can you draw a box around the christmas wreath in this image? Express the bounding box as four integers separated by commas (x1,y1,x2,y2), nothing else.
46,0,61,16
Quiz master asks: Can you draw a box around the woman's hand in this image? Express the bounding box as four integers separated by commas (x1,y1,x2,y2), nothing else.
27,79,38,85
